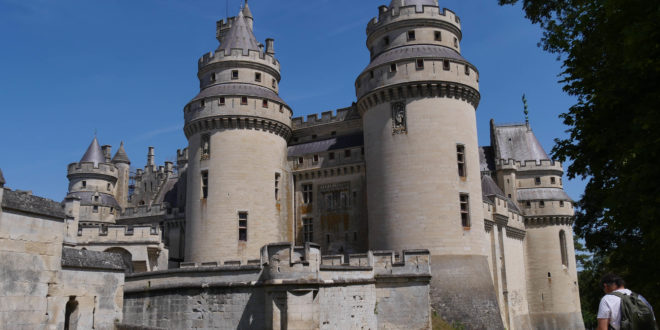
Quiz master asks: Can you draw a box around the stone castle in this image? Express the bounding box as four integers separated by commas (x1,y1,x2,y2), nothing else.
0,0,585,329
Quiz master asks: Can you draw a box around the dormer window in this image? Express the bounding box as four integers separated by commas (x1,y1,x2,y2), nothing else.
435,31,442,41
407,30,416,41
232,70,239,80
255,72,262,82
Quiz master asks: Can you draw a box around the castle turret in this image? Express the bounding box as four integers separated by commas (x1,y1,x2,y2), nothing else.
65,137,120,224
355,1,500,328
183,4,293,263
490,122,584,329
112,142,131,209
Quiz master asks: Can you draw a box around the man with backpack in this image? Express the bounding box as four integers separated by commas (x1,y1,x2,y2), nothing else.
597,273,658,330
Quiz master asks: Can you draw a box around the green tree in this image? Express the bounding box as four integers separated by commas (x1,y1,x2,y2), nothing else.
499,0,660,317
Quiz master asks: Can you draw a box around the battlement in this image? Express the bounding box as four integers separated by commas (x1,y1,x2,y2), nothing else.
497,159,563,172
291,107,356,129
67,162,118,178
367,5,461,37
77,225,161,244
119,203,183,220
198,49,279,71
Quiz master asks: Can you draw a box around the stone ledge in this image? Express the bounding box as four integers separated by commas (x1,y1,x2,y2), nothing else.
61,248,125,271
1,189,66,220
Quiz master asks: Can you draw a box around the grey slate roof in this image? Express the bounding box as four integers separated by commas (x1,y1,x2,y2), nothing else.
479,146,495,172
1,189,66,219
364,45,468,73
217,11,260,54
112,142,131,164
192,83,286,104
288,134,364,157
242,1,253,19
65,191,120,208
80,137,106,167
517,188,573,202
481,175,521,213
389,0,438,10
492,124,549,162
61,248,125,271
0,168,5,187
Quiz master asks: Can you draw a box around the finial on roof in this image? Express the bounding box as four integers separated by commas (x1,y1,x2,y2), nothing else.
80,136,106,167
522,93,530,126
112,141,131,165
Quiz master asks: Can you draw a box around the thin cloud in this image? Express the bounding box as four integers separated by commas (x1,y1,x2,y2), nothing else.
131,125,182,142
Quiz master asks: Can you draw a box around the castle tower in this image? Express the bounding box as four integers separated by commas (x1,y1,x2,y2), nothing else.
355,1,501,328
112,142,131,210
65,137,120,224
183,3,293,263
490,122,584,329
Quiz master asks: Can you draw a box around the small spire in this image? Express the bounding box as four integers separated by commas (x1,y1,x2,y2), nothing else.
112,141,131,164
522,93,530,126
242,0,252,18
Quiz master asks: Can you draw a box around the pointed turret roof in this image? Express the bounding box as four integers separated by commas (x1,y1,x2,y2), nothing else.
80,137,106,166
242,0,253,19
112,142,131,164
217,10,260,54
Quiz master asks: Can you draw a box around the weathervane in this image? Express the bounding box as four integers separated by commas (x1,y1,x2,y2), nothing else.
522,93,529,124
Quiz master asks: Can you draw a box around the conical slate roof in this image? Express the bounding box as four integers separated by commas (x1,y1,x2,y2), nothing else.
242,0,253,19
80,137,106,166
112,142,131,164
217,11,260,54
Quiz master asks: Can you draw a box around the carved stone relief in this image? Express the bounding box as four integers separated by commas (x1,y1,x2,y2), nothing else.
392,102,407,134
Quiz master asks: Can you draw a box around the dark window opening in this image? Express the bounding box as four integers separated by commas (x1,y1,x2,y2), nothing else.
384,36,390,45
232,70,239,79
303,218,313,243
219,97,226,105
535,177,542,185
82,181,87,188
313,154,319,163
443,60,450,71
298,157,304,165
93,205,98,213
210,73,216,82
370,71,374,79
326,234,330,244
539,201,545,208
416,59,424,69
302,184,313,204
107,183,112,191
241,97,248,105
434,31,442,41
454,37,459,48
345,149,352,158
390,63,397,72
457,145,466,178
200,99,205,107
201,171,208,199
262,99,269,108
551,177,557,184
239,212,248,241
407,30,416,40
201,134,210,159
255,72,262,82
272,79,277,88
64,296,79,330
560,201,565,207
275,173,280,201
465,65,470,75
328,152,335,160
460,194,470,227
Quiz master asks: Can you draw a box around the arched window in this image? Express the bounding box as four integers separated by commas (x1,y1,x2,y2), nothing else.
559,230,569,267
64,296,79,330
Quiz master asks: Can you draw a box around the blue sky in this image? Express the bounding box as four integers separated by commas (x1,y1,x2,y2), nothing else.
0,0,585,202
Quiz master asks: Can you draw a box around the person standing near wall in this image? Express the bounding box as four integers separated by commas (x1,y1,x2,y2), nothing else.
597,273,658,330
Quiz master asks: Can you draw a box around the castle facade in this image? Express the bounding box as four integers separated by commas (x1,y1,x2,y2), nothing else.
0,0,584,329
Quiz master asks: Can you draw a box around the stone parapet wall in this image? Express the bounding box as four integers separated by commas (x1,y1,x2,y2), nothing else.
77,225,161,244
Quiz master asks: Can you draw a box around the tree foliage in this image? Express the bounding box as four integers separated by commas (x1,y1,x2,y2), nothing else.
499,0,660,316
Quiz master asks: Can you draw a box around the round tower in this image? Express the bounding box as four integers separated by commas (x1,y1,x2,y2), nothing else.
112,142,131,210
515,162,583,328
66,137,120,224
183,2,293,263
355,1,501,328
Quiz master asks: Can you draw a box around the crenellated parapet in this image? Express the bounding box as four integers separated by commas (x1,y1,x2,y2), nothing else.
77,225,161,244
292,107,357,129
67,162,118,180
198,50,279,75
367,5,462,42
496,159,563,173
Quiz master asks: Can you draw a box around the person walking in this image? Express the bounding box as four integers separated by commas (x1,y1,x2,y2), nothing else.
597,273,658,330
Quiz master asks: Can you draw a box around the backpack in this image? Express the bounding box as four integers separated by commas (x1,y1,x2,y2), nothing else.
608,291,658,330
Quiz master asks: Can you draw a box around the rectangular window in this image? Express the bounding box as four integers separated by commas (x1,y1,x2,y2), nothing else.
279,104,284,113
210,73,216,82
262,99,268,108
107,183,111,191
201,134,211,159
328,152,335,160
313,154,319,163
302,184,313,204
460,194,470,227
407,30,416,40
384,36,390,45
465,65,470,75
200,99,205,107
416,59,424,69
232,70,239,79
454,37,459,48
526,201,531,208
275,173,280,201
201,171,209,199
443,60,450,71
535,177,542,185
539,201,545,208
326,234,330,244
303,218,313,243
560,201,565,207
434,31,442,41
456,144,466,178
272,79,277,88
93,206,98,213
219,97,226,106
551,177,557,184
345,149,352,158
390,63,397,72
370,70,374,79
241,97,248,105
298,157,304,165
238,212,248,241
255,72,262,82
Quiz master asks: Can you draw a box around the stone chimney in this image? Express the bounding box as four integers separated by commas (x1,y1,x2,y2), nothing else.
265,38,275,55
102,145,112,163
147,147,155,167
